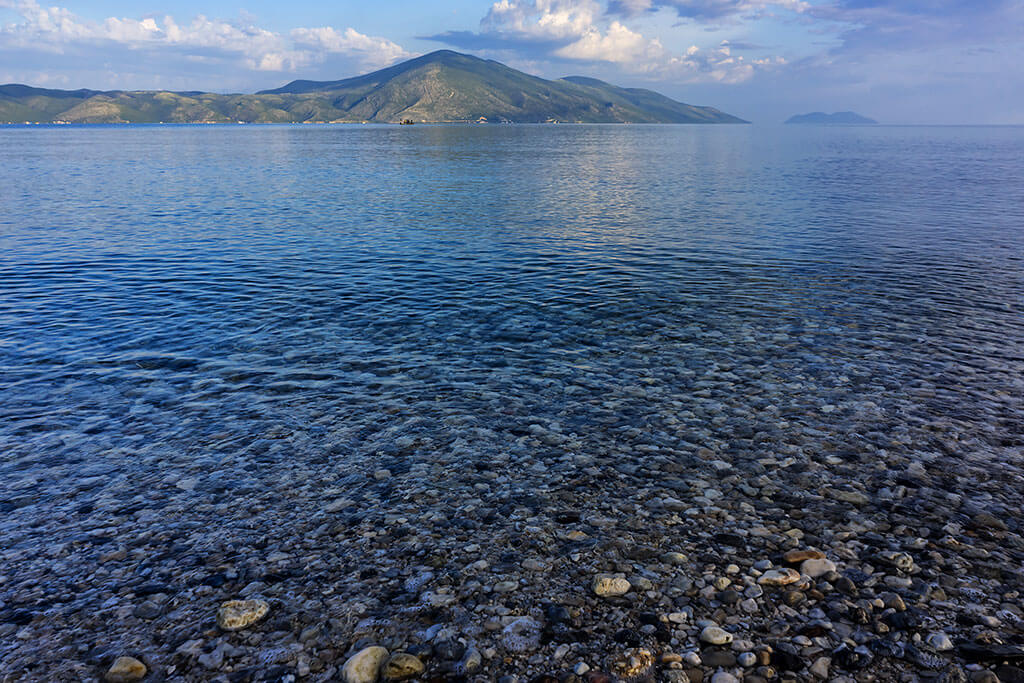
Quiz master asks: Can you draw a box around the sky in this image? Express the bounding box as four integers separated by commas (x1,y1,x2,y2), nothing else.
1,0,1022,123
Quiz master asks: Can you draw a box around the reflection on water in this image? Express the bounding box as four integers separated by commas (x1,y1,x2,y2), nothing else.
1,124,1023,489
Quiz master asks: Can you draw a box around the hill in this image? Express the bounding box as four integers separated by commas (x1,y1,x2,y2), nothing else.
0,51,746,125
785,111,878,125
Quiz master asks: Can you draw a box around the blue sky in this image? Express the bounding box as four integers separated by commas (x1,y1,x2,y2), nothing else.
1,0,1022,123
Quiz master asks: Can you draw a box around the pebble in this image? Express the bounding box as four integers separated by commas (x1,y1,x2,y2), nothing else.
700,626,733,645
783,549,825,563
381,653,424,681
710,673,739,683
342,646,389,683
215,599,269,631
104,656,147,682
800,558,836,578
810,656,831,679
926,632,955,651
592,574,631,597
757,568,801,586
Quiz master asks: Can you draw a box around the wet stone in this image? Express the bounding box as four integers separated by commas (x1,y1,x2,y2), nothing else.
758,568,801,586
342,646,389,683
592,574,631,597
216,599,269,631
382,653,425,682
104,656,147,682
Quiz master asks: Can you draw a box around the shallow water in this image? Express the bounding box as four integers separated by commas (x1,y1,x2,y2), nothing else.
3,122,1024,680
1,124,1022,489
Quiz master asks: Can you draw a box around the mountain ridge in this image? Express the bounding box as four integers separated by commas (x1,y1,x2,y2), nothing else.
0,50,746,124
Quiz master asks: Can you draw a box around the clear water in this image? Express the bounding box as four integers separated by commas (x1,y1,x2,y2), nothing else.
1,123,1023,510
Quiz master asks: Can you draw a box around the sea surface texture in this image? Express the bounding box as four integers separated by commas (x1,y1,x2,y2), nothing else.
1,124,1024,681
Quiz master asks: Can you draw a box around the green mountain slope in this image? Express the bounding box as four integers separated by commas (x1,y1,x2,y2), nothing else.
0,50,746,124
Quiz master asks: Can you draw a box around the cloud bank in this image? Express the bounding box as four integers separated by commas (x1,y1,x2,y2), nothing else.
0,0,412,89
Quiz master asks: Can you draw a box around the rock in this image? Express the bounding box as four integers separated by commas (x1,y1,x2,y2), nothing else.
592,574,630,597
608,648,654,680
783,549,825,564
216,599,269,631
701,650,736,667
738,652,756,667
800,558,836,579
995,666,1024,683
342,646,389,683
757,568,801,586
959,643,1024,663
493,580,519,593
710,673,739,683
969,672,1000,683
381,653,424,681
132,601,162,620
971,513,1008,531
502,617,542,653
461,647,482,673
810,656,830,679
827,488,870,505
926,632,954,651
700,626,733,645
104,656,147,682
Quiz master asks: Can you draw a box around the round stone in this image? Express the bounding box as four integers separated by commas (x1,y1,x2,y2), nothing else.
216,599,270,631
700,625,733,645
738,652,757,667
800,558,837,579
926,632,955,651
104,656,147,682
342,646,389,683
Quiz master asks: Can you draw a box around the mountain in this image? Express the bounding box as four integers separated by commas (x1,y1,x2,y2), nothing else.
0,51,746,125
785,111,878,125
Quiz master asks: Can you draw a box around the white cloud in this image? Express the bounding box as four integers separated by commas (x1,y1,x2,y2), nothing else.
475,0,784,82
0,0,411,74
556,21,664,64
290,27,412,70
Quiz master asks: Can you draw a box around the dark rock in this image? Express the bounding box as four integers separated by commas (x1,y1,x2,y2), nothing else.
543,604,572,625
958,643,1024,663
771,645,805,672
995,666,1024,683
434,640,466,661
832,643,873,670
612,629,642,647
701,649,736,667
1,609,34,625
882,609,920,630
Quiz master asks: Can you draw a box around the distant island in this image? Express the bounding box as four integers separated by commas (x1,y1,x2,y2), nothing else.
785,111,878,125
0,50,746,125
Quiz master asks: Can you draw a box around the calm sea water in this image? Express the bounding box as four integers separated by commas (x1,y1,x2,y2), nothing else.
1,124,1023,493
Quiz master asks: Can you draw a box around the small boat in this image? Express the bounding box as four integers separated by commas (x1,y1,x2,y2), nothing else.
400,119,415,125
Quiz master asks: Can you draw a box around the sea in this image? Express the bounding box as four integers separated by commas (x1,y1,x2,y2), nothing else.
1,124,1021,468
2,121,1024,679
